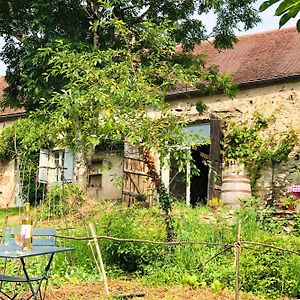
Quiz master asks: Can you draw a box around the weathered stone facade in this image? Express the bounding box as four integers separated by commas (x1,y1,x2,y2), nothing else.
167,80,300,202
1,28,300,206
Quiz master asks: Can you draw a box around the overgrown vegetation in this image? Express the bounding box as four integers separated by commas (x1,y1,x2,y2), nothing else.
103,204,300,299
222,113,297,187
71,202,300,299
39,183,85,219
3,199,299,299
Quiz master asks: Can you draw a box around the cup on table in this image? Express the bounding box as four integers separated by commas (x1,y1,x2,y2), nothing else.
12,228,25,251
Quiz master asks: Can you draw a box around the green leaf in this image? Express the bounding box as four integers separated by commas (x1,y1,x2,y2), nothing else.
279,12,293,27
297,18,300,30
277,1,300,28
288,1,300,17
259,0,281,12
275,0,300,15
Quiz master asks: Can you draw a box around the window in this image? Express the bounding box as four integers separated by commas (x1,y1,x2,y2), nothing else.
88,159,103,188
53,150,65,182
38,148,74,184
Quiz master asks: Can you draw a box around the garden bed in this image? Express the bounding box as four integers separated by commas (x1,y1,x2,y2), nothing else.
43,279,276,300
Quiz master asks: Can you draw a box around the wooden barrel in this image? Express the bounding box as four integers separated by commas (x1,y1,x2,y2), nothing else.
220,174,251,209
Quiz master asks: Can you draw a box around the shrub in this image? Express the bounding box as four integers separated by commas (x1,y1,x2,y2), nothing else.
99,205,165,274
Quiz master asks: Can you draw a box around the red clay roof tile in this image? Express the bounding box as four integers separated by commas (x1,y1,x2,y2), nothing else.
192,27,300,84
0,76,26,117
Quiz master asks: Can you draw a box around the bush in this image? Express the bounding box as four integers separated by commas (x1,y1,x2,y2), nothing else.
96,202,300,298
240,247,300,298
99,205,165,274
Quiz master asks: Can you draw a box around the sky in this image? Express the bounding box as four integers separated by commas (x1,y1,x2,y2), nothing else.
0,0,297,76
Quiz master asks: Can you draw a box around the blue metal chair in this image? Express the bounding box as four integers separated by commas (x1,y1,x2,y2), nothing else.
0,228,56,300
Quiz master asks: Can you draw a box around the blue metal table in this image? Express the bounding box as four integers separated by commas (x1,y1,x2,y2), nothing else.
0,244,74,300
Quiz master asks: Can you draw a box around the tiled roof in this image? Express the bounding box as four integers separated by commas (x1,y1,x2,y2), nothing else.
0,76,26,117
192,27,300,84
0,76,7,99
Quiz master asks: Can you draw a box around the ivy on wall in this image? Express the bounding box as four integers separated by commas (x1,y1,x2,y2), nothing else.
221,113,297,187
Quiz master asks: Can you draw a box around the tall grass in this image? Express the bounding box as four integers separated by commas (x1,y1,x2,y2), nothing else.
1,201,299,299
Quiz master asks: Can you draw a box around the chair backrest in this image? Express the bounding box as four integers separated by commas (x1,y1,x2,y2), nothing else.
32,228,56,246
6,227,56,247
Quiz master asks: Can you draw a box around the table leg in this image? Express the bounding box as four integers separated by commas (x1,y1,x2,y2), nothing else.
38,254,54,300
20,253,55,300
19,258,37,299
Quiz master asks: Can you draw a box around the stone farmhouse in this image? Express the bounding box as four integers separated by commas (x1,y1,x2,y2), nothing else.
165,27,300,206
0,27,299,207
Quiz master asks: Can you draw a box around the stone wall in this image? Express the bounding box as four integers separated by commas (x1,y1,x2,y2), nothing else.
0,119,18,207
167,80,300,202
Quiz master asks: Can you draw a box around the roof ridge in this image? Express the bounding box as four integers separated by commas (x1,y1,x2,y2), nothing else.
236,26,297,39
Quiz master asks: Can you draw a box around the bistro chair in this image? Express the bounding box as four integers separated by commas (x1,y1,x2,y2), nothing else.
0,228,56,300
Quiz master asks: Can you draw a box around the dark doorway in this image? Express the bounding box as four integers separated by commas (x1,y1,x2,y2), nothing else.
169,154,186,201
190,145,210,206
168,145,210,206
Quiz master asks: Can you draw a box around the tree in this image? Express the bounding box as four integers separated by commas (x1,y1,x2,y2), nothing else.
260,0,300,31
0,0,260,110
0,1,260,240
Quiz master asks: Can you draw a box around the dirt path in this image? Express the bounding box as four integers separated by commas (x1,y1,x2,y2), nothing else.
43,280,267,300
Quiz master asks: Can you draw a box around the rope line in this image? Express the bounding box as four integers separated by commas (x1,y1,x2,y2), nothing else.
242,241,300,255
53,234,300,255
55,234,234,246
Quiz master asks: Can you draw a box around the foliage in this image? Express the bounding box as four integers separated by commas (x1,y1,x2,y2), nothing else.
97,204,165,273
2,201,300,298
0,0,261,109
260,0,300,31
207,197,224,209
135,194,147,202
222,113,297,187
195,100,208,115
0,19,237,158
0,19,227,205
39,183,85,219
240,248,300,299
279,196,297,209
238,196,300,235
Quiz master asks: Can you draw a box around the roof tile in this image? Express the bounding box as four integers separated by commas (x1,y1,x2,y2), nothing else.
0,76,26,117
192,27,300,83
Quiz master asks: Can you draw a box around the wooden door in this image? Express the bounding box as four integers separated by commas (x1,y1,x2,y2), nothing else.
207,113,222,200
122,142,156,206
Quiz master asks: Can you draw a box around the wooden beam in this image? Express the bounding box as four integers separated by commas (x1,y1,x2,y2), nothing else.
124,168,149,176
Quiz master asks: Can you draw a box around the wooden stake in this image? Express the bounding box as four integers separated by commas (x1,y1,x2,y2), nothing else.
89,223,109,296
235,220,241,300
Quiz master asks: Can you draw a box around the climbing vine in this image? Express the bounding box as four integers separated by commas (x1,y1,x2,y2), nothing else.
222,113,297,187
143,150,176,242
0,117,52,204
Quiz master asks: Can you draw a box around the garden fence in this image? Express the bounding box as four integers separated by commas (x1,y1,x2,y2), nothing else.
52,221,300,300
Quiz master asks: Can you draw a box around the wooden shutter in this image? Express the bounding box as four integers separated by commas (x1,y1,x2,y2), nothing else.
64,148,74,183
122,142,156,206
38,149,49,183
207,113,222,200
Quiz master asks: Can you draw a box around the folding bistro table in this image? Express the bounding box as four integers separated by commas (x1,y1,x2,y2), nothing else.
0,244,74,300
